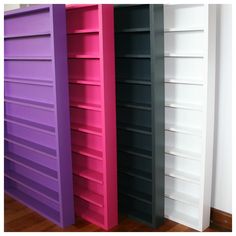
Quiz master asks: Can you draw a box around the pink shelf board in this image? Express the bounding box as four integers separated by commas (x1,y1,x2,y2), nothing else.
71,122,102,136
67,29,99,34
72,144,103,160
74,169,103,184
69,79,100,86
66,4,98,9
70,100,101,111
75,187,104,208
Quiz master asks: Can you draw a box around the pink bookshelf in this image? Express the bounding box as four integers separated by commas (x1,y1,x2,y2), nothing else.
66,4,118,230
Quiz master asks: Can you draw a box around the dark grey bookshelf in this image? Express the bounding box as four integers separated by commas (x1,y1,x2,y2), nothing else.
115,4,164,227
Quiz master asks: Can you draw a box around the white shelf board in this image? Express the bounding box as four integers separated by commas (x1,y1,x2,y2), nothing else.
165,146,201,161
165,52,204,58
165,123,202,136
165,78,204,85
165,189,199,206
165,101,202,111
165,168,200,184
164,27,204,32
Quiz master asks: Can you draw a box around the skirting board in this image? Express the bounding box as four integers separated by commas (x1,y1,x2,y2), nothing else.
210,207,232,231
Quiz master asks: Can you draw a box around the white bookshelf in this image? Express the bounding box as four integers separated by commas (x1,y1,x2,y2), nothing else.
164,4,216,231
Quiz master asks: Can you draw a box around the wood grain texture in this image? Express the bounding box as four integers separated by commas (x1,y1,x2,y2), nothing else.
4,195,229,232
210,207,232,231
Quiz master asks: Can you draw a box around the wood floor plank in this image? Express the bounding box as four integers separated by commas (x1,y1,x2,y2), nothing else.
167,224,190,232
153,219,178,231
4,194,226,232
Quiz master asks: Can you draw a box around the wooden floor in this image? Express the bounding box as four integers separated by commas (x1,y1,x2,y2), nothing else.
4,195,227,232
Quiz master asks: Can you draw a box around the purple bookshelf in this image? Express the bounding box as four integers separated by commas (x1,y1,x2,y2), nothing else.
4,5,75,227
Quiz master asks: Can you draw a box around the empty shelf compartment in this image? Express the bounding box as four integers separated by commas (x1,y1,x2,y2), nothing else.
119,188,152,204
165,168,200,184
74,168,103,184
119,167,152,182
5,170,59,202
5,152,57,180
5,135,56,158
75,201,104,228
5,115,55,134
165,188,199,206
75,187,104,208
5,134,57,158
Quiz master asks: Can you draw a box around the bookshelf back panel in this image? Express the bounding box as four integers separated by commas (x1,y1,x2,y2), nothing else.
165,176,200,199
117,84,151,105
70,108,101,128
5,102,55,127
71,131,102,152
68,33,99,56
118,130,152,153
116,58,151,80
4,60,53,81
165,107,202,130
5,36,51,57
165,31,204,55
5,81,54,104
4,8,50,36
69,84,101,105
5,160,59,192
116,33,150,55
165,131,202,153
73,153,103,174
165,57,204,78
68,59,100,80
164,4,204,29
118,152,152,174
5,123,56,150
66,6,99,32
117,107,151,129
115,5,150,30
74,175,104,196
165,83,203,106
6,142,58,171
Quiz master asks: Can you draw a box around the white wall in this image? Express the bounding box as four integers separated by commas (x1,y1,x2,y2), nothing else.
211,4,232,214
4,4,20,11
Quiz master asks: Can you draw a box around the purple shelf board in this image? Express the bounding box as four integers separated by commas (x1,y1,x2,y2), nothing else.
5,115,55,135
4,31,51,39
5,171,59,202
4,77,53,86
5,134,57,158
5,152,58,179
4,96,54,111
